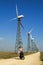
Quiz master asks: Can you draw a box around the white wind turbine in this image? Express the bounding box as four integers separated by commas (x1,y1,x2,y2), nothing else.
9,4,24,53
27,29,32,52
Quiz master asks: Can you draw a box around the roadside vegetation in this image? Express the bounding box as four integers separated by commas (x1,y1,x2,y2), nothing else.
0,52,36,59
40,52,43,61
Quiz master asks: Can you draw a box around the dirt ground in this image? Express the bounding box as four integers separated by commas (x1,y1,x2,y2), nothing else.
0,52,42,65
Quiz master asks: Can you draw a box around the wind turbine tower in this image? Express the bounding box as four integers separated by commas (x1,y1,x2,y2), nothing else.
27,30,32,52
10,5,24,53
31,38,35,52
15,5,24,53
31,38,39,52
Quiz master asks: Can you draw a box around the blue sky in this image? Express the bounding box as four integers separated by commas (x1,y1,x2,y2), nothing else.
0,0,43,52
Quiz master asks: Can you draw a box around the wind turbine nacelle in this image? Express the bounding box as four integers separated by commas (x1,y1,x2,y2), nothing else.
28,32,30,34
18,15,24,19
31,38,34,40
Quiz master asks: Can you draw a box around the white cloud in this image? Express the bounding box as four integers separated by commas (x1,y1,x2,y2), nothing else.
0,37,4,40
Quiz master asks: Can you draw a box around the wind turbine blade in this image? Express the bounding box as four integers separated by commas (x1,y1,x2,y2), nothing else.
29,30,32,33
29,28,33,33
9,18,17,21
20,22,24,29
16,4,18,18
30,34,32,39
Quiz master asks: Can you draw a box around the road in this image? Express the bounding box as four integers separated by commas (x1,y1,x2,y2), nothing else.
0,52,42,65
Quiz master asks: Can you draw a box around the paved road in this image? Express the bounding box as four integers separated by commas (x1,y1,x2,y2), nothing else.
0,52,42,65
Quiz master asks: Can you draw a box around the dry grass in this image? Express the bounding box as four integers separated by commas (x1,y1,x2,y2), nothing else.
24,52,36,56
0,52,18,59
0,52,36,59
40,52,43,61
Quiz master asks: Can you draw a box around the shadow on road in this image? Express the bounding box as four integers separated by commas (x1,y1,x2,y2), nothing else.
15,57,20,60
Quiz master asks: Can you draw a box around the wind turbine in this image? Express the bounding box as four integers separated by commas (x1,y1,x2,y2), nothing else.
27,29,32,52
10,5,24,29
31,37,39,52
31,37,35,52
10,5,24,22
10,5,24,53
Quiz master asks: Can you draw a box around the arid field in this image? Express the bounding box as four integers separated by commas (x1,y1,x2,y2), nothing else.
0,52,43,65
0,52,35,59
40,52,43,61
